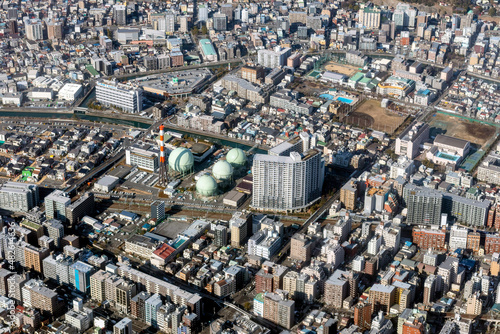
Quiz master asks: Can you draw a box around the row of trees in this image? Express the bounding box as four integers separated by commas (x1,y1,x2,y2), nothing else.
191,25,208,35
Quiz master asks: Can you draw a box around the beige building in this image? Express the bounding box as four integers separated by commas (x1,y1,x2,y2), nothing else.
241,65,265,84
124,235,158,259
369,284,396,313
90,270,114,302
290,233,315,262
466,294,482,315
340,180,358,211
263,292,295,329
230,212,251,248
282,271,317,303
24,245,50,273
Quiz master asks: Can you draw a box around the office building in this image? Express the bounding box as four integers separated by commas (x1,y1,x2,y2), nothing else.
70,261,95,293
114,5,127,25
214,225,228,247
65,299,93,332
26,19,43,40
96,80,143,113
151,13,166,31
213,13,227,31
125,144,160,172
125,235,158,259
45,190,71,222
257,46,292,68
252,146,324,212
131,291,150,320
393,3,417,28
437,257,460,293
114,317,132,334
220,75,269,104
0,182,39,212
151,200,165,221
7,8,17,20
247,229,282,260
165,12,175,34
449,225,468,251
198,5,208,22
116,280,137,314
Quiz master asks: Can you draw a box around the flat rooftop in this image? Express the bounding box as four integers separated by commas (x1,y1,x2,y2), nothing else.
131,69,212,95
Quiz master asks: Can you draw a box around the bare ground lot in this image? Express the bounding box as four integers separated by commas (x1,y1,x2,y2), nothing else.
344,99,406,134
323,61,359,76
428,112,497,147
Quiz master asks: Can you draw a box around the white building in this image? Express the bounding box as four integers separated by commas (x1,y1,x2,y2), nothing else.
114,317,132,334
125,144,160,172
45,190,71,222
321,240,345,269
31,88,54,100
0,182,39,212
26,19,43,40
449,225,468,251
257,46,292,68
352,256,365,272
1,93,23,106
65,300,93,332
58,83,83,101
94,175,120,192
368,236,382,255
96,80,143,113
252,141,324,212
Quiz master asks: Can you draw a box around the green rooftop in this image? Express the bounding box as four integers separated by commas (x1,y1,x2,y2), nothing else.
254,293,264,302
360,77,372,84
86,65,99,76
21,220,42,230
349,72,364,82
199,39,216,56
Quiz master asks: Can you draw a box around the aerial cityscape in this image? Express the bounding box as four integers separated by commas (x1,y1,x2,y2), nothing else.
1,0,500,333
